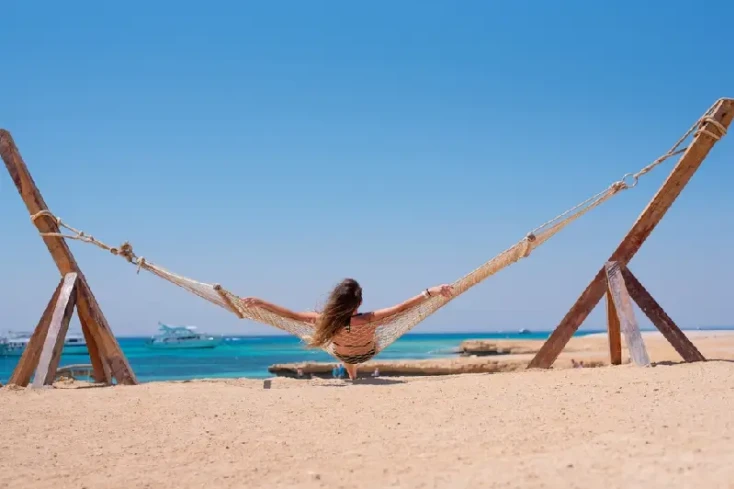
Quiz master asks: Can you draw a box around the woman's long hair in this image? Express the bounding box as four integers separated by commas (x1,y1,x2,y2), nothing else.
308,278,362,347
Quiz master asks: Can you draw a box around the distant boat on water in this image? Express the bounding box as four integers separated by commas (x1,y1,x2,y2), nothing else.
0,331,31,356
145,322,223,350
0,330,89,356
63,332,89,355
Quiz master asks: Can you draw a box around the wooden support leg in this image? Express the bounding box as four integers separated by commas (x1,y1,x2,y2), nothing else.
1,129,137,385
606,287,622,365
528,99,734,369
7,279,64,386
32,273,78,388
75,284,134,384
78,307,111,383
620,267,705,363
605,262,650,366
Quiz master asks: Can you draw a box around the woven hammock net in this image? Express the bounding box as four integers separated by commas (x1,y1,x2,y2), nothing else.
31,182,624,355
31,98,727,359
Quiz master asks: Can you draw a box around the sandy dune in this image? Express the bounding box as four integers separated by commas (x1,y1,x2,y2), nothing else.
2,332,734,489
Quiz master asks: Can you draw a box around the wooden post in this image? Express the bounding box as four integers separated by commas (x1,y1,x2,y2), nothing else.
0,129,137,385
620,267,705,363
8,279,64,386
32,273,79,388
528,98,734,369
606,287,622,365
605,262,650,366
78,312,111,382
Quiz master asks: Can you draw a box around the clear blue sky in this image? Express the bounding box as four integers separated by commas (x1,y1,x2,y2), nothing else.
2,0,733,336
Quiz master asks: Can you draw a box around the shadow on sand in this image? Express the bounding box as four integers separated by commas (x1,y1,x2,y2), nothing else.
317,377,406,387
652,358,733,367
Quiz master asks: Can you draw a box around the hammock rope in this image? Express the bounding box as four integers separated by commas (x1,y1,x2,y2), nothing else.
29,101,726,357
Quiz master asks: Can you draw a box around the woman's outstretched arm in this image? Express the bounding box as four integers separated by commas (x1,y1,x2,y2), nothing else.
240,297,320,323
357,284,454,323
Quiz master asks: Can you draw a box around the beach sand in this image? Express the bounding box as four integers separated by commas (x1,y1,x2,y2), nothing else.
2,331,734,489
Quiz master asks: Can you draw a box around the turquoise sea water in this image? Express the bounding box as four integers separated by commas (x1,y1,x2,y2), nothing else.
0,328,711,384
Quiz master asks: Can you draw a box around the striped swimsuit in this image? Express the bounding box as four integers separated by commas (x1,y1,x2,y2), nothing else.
332,315,376,364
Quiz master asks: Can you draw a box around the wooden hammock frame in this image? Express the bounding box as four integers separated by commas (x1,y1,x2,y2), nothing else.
529,98,733,369
0,130,137,387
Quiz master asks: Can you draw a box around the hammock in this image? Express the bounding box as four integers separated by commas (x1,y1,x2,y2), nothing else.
30,104,716,357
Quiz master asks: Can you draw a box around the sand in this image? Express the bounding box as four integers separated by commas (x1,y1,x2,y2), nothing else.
2,332,734,489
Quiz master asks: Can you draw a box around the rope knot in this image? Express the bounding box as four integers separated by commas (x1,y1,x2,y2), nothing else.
610,181,626,192
114,241,136,263
136,257,146,274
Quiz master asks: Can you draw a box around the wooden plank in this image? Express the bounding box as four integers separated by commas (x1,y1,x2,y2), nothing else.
606,287,622,365
605,262,650,366
76,289,131,384
7,278,64,386
621,266,705,363
528,99,734,368
78,304,111,383
32,273,79,387
0,129,137,385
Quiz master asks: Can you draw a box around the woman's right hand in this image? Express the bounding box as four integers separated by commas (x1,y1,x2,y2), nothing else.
428,284,454,298
241,297,264,308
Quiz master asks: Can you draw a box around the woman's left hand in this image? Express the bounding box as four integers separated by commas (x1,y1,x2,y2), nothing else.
428,284,454,298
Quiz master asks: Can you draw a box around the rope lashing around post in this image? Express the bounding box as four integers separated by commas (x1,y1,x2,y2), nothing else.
30,210,148,273
697,117,728,141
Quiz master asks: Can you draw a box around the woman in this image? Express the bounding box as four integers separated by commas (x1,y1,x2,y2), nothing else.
241,278,453,380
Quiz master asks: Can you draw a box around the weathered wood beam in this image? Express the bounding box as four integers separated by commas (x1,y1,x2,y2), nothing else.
78,306,111,383
605,262,650,366
76,288,118,383
7,278,64,387
620,267,705,363
32,273,79,388
528,98,734,369
0,129,137,385
606,287,622,365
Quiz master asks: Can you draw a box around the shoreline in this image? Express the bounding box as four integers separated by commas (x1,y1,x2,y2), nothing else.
108,327,734,340
583,328,734,338
268,328,734,379
4,329,733,385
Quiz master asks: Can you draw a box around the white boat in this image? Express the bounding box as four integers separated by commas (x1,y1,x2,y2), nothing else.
0,330,89,356
145,322,222,349
63,332,89,355
0,331,32,356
